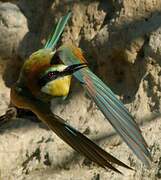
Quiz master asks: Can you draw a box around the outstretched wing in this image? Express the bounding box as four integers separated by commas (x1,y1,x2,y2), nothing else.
57,45,152,167
32,101,131,174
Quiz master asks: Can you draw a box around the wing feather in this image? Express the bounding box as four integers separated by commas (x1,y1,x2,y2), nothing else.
58,46,151,167
44,12,71,49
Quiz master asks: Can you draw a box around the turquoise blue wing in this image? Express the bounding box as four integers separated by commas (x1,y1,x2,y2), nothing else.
44,12,71,49
57,45,152,167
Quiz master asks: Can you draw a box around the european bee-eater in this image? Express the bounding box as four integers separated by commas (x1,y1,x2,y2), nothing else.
10,45,131,174
3,12,151,174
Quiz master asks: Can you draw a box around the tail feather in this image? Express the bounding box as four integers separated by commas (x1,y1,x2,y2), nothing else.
33,104,132,174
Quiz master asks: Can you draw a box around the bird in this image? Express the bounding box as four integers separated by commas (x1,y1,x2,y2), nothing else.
8,12,151,174
43,12,152,167
10,37,131,174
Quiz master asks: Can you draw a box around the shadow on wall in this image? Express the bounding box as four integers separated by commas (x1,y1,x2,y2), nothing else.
2,0,54,87
87,10,161,103
17,0,54,57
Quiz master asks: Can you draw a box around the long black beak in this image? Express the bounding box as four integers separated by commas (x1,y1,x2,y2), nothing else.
61,63,87,76
38,63,87,87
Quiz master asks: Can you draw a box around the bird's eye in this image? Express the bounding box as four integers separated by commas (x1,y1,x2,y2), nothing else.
48,72,54,78
38,71,59,87
47,71,59,79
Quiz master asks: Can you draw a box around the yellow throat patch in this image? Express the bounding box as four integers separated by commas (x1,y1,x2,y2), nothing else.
41,76,72,97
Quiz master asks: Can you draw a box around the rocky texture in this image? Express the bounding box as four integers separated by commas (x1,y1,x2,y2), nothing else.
0,2,28,87
0,0,161,180
0,115,161,180
0,2,28,60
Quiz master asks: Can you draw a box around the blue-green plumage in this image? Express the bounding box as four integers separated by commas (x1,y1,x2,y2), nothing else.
44,12,71,49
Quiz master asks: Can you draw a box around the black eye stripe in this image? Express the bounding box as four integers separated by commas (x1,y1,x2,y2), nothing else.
48,71,59,78
38,71,59,87
48,72,53,78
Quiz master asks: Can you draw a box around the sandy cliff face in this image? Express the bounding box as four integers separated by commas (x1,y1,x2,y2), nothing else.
0,0,160,179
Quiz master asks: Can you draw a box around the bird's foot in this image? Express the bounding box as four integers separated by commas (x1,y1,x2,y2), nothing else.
0,107,17,126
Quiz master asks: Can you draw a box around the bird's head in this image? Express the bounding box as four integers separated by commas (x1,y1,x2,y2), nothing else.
17,48,86,99
38,63,87,97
